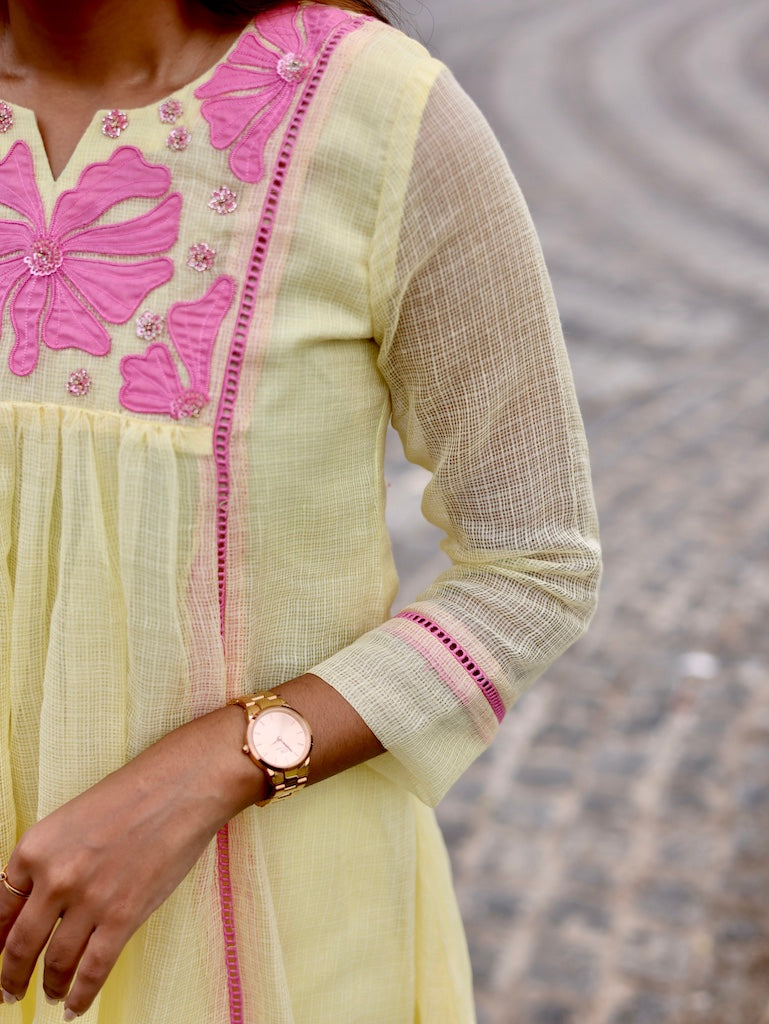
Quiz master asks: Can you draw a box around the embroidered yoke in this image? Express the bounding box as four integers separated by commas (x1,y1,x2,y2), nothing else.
0,4,601,1022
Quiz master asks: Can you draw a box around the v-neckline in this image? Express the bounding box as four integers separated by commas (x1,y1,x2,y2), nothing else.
0,18,253,185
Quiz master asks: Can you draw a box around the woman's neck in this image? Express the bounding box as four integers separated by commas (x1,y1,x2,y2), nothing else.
0,0,235,92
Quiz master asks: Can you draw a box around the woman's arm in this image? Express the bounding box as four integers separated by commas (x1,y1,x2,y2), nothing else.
0,675,382,1018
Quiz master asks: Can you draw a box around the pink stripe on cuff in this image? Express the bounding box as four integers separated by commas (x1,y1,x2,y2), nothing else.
395,611,506,723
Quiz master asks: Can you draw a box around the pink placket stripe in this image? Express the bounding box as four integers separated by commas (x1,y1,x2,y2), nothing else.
211,17,366,1024
396,611,506,723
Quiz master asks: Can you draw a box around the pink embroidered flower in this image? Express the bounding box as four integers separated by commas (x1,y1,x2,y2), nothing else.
158,98,183,124
187,242,216,272
119,275,235,419
136,310,164,342
194,3,353,182
0,102,13,134
66,368,92,397
0,141,181,375
208,186,238,215
101,109,129,139
166,126,191,152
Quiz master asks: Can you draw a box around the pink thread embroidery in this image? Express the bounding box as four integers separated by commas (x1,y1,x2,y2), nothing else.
166,125,191,152
187,242,216,272
0,142,180,376
66,368,91,396
119,274,235,419
159,98,183,124
101,109,129,138
396,611,506,723
0,103,13,133
195,2,355,182
208,187,238,215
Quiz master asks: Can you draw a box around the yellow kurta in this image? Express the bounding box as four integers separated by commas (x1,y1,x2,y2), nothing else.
0,4,600,1022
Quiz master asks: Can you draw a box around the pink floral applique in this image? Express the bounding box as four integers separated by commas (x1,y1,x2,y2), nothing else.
194,3,354,183
119,275,235,419
0,141,181,376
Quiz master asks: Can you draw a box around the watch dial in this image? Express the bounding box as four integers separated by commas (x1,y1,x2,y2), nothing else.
249,708,311,770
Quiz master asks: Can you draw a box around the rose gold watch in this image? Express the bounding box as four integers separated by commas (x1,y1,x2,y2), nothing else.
229,692,313,807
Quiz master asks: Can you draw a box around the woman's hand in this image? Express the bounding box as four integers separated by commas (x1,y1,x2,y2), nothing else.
0,705,263,1019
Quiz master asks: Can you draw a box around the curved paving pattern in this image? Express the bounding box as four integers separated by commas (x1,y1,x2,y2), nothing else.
385,1,769,1021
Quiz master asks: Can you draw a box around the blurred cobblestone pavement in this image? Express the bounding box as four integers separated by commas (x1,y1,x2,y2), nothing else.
384,1,769,1021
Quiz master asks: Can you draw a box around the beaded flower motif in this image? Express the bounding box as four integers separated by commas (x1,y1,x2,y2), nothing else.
0,102,13,134
195,3,357,182
120,276,235,420
208,187,238,215
66,368,92,397
166,126,191,152
0,142,181,376
136,311,164,342
187,242,216,272
158,99,183,124
101,109,129,139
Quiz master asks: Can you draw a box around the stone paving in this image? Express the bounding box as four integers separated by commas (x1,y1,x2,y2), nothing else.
384,1,769,1021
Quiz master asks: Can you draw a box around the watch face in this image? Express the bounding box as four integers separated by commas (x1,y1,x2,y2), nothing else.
248,707,312,770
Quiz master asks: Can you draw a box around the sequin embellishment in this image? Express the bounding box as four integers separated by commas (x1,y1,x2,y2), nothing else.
187,242,216,272
0,102,13,133
67,368,92,397
158,99,183,124
208,187,238,215
166,126,191,151
101,109,129,139
136,310,164,342
276,52,309,84
170,388,208,420
24,237,64,277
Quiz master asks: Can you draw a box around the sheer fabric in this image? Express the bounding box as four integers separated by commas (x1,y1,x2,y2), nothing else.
0,6,599,1022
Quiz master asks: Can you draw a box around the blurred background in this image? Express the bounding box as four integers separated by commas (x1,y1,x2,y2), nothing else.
383,1,769,1022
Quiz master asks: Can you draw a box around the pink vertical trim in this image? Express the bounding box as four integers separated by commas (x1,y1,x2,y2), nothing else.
396,611,506,723
216,826,244,1024
211,16,366,1024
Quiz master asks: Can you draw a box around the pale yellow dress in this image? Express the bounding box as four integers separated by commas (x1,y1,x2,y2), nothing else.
0,3,600,1022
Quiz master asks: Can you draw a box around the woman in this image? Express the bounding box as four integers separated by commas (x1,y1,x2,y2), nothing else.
0,1,600,1021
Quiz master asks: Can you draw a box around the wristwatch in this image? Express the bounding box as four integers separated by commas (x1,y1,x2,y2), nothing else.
230,692,313,806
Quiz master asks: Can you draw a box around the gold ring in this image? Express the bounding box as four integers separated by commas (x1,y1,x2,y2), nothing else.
0,868,32,900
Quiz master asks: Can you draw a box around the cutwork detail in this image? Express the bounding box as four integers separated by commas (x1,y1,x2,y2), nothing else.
0,142,180,376
208,187,238,215
158,99,183,124
0,102,13,133
101,109,129,138
66,368,92,397
396,611,506,723
187,242,216,272
166,126,191,151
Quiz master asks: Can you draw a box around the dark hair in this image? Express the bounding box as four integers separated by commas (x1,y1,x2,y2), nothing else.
200,1,393,24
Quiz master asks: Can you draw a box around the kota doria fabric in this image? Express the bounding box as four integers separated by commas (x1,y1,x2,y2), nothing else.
0,3,600,1022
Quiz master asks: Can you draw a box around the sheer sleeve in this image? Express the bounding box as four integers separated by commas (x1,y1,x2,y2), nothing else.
312,67,601,806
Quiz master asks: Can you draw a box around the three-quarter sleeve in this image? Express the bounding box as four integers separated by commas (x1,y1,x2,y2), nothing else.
312,66,601,806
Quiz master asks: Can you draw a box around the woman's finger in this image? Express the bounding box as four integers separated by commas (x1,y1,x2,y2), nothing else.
63,926,124,1020
41,912,94,1006
0,896,59,1003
